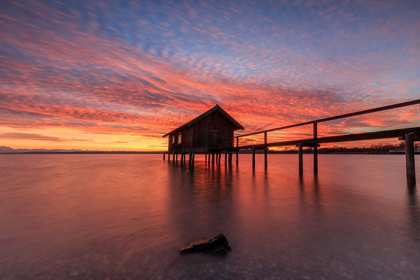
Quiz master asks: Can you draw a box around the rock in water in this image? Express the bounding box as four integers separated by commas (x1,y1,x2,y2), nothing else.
180,234,232,254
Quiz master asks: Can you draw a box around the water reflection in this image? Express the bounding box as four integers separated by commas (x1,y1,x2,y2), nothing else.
407,187,420,243
0,154,419,279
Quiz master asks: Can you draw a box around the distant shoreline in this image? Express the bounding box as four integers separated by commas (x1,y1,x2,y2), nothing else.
1,151,418,155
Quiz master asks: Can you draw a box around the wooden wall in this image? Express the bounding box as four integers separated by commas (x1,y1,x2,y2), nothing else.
168,110,235,153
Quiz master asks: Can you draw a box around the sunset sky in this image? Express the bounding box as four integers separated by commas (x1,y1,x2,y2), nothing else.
1,0,419,151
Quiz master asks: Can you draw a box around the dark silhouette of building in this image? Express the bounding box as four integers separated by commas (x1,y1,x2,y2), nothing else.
163,104,243,154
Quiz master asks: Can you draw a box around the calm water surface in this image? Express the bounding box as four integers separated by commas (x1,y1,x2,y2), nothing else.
0,154,419,279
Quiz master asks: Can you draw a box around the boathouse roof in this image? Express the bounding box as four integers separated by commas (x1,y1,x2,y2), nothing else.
162,104,244,137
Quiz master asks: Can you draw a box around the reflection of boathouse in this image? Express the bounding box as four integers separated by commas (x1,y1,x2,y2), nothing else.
163,104,243,154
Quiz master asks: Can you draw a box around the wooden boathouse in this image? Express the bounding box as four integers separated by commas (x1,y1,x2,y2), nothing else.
163,104,243,163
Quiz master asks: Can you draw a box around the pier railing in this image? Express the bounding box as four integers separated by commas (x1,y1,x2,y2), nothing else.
234,98,419,185
235,99,420,149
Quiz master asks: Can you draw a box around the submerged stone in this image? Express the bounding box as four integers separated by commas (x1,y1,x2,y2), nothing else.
180,234,232,254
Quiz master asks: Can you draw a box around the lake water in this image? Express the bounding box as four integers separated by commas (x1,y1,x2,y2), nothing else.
0,154,419,279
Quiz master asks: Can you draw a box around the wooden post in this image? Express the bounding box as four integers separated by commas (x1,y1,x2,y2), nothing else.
252,148,256,170
298,143,303,174
236,137,239,148
168,151,171,162
163,152,166,161
228,153,232,164
264,149,268,169
405,133,416,186
236,150,239,166
225,150,227,166
264,132,267,169
212,153,215,165
173,151,175,162
176,153,178,162
208,153,211,165
192,153,195,165
205,154,207,163
313,122,318,174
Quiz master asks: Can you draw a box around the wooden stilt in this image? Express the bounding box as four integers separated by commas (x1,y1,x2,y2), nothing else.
173,151,175,163
236,150,239,166
205,154,207,163
405,133,416,186
176,153,178,162
264,149,268,169
264,132,268,169
228,153,232,164
192,153,195,165
252,148,255,170
212,153,215,165
168,152,170,162
298,143,303,174
225,150,227,166
163,152,166,161
313,122,318,174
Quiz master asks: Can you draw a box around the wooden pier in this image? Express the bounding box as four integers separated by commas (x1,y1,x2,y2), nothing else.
164,99,420,187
